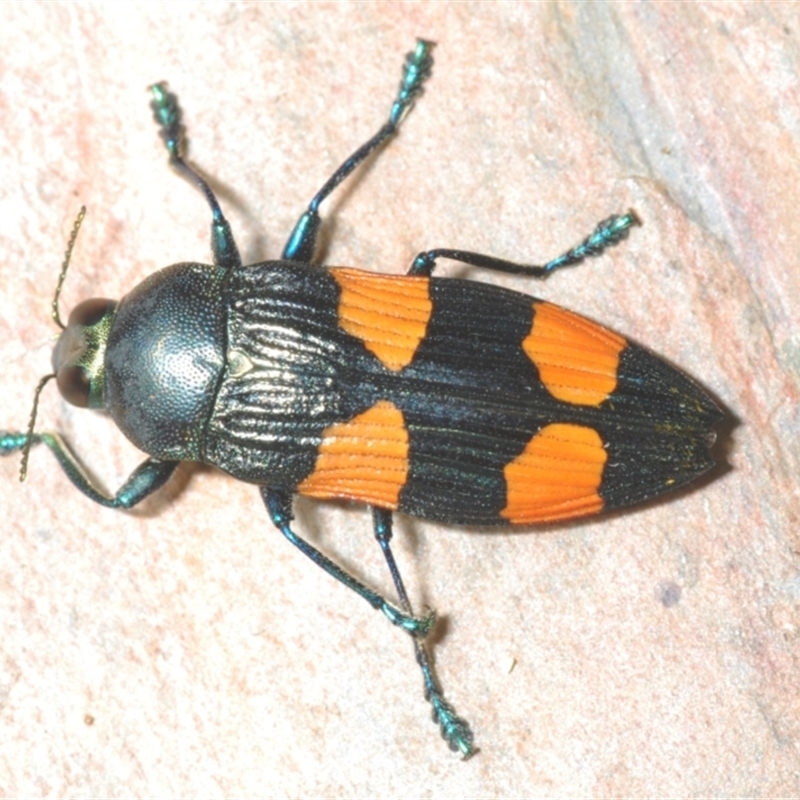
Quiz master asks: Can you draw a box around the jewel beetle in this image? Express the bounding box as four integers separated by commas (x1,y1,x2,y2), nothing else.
1,40,722,758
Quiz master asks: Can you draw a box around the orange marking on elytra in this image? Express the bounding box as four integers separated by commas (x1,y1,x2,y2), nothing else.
332,268,432,371
523,301,626,406
501,423,606,524
297,400,409,509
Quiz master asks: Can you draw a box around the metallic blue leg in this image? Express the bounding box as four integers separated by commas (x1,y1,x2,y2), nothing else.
409,212,638,276
282,40,435,263
262,488,434,636
150,83,242,270
372,507,475,758
0,431,177,508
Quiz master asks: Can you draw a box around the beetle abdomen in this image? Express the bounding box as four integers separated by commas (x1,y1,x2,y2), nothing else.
204,262,720,525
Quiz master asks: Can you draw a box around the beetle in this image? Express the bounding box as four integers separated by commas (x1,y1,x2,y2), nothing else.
1,40,721,758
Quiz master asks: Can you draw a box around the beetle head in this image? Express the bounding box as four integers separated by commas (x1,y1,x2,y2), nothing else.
51,297,117,409
18,206,109,481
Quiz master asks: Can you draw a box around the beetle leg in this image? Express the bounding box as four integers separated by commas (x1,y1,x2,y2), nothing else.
149,83,242,270
261,487,434,637
0,431,178,508
372,507,475,758
282,39,435,263
408,211,639,277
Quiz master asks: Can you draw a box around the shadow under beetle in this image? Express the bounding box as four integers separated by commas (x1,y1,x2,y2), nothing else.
1,40,722,758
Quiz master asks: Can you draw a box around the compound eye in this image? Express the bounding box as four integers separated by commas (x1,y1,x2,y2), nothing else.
67,298,115,328
56,365,91,408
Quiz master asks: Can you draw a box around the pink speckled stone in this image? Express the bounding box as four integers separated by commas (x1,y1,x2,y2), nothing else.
1,3,798,796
